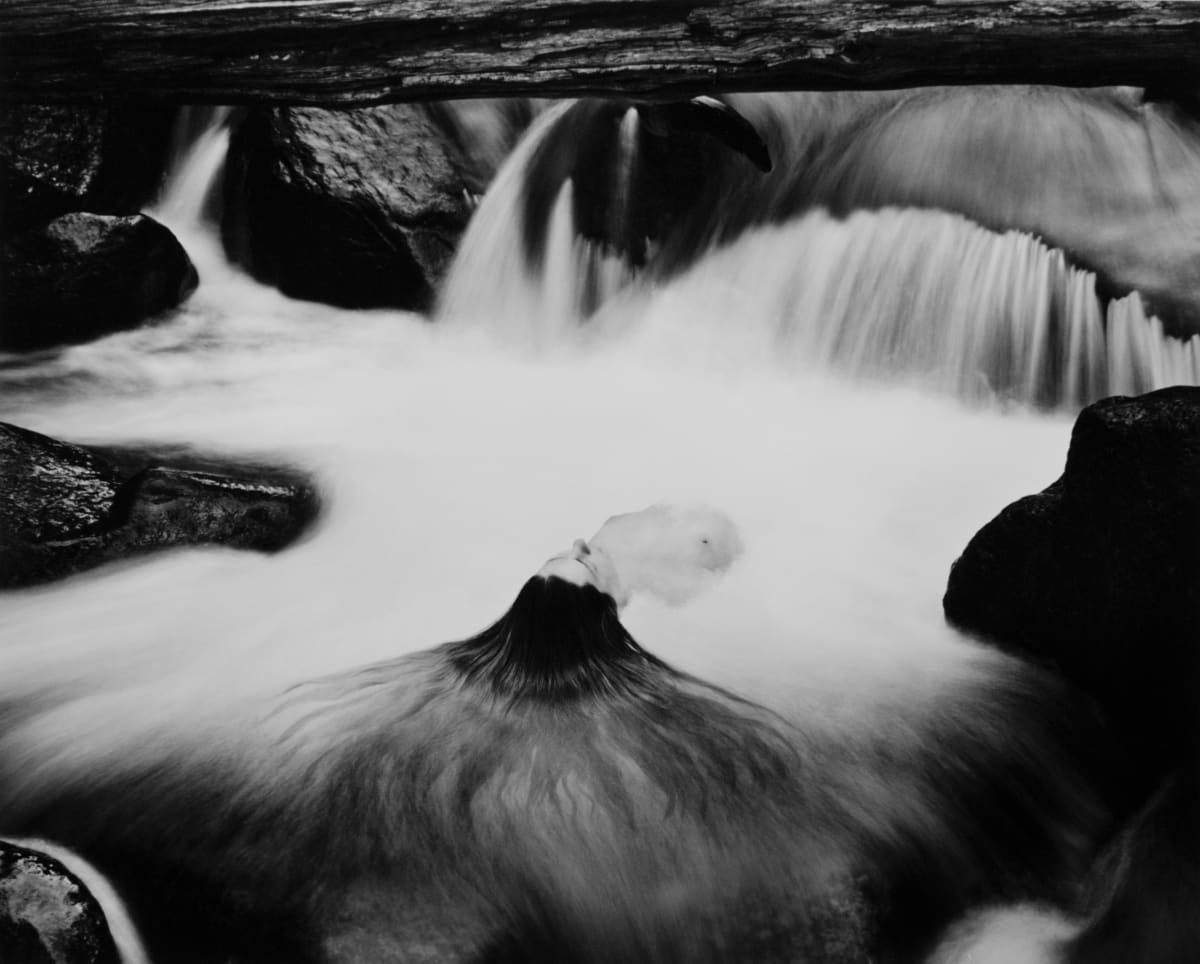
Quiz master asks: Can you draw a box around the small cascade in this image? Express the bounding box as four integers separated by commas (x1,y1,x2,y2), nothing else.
153,106,234,229
622,207,1199,409
609,107,641,252
438,97,1200,409
439,105,639,344
9,87,1200,964
437,106,565,336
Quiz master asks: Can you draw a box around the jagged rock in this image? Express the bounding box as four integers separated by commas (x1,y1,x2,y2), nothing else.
0,841,120,964
0,212,198,351
0,103,174,233
944,386,1200,783
0,422,320,588
221,104,473,311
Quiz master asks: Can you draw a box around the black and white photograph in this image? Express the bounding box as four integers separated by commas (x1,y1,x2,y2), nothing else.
2,4,1200,963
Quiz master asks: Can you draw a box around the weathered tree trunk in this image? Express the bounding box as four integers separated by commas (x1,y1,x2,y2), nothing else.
3,1,1200,105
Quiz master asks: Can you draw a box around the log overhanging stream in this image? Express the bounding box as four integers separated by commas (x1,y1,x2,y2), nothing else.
4,1,1200,105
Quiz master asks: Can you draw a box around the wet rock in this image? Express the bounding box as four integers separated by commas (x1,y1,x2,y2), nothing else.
0,104,174,233
221,104,473,311
0,212,198,351
113,465,317,555
0,840,120,964
0,422,320,588
0,422,123,543
943,386,1200,782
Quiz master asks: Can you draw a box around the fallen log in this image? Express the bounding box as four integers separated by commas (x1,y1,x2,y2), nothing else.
3,1,1200,105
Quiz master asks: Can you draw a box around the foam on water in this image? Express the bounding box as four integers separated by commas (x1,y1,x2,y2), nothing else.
0,97,1083,758
0,215,1075,757
0,93,1186,962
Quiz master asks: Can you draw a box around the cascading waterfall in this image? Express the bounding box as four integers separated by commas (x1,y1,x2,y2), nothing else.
3,89,1200,964
0,95,1092,734
154,106,234,227
438,93,1200,409
629,208,1195,408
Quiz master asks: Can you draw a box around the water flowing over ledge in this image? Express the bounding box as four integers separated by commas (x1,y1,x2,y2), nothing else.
3,89,1200,964
438,102,1200,410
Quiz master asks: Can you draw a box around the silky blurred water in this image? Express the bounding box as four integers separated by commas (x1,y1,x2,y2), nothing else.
0,117,1079,745
2,93,1168,964
4,89,1197,792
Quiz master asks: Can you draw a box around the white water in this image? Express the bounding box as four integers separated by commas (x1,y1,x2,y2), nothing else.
3,93,1196,959
440,97,1200,409
0,104,1085,727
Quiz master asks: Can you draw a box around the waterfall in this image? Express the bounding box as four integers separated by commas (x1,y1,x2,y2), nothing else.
4,87,1199,964
636,208,1198,409
153,106,234,229
438,89,1200,409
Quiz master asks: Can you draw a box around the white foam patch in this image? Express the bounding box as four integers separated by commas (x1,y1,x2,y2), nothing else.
927,905,1078,964
589,502,744,608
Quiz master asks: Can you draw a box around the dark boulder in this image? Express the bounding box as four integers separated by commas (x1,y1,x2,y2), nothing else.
222,104,473,311
944,386,1200,780
113,464,316,555
944,386,1200,963
0,422,320,588
0,104,174,233
0,422,122,543
0,212,198,351
0,840,120,964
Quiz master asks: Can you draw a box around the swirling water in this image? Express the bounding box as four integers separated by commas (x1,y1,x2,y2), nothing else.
0,89,1197,961
0,103,1082,714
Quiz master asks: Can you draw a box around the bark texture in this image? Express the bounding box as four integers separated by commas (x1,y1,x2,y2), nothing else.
3,2,1200,105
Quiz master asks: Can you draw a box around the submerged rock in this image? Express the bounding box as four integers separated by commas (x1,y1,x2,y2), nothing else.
0,422,320,588
0,104,174,233
0,212,198,351
222,104,473,311
0,840,120,964
944,386,1200,780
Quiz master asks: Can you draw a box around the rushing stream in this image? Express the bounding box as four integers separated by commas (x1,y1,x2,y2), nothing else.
2,89,1199,962
0,102,1084,708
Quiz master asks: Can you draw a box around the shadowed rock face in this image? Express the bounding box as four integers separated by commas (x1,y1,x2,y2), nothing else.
0,841,120,964
944,385,1200,964
221,104,474,311
0,104,174,233
944,386,1200,780
0,423,122,544
0,422,320,588
0,212,198,352
0,104,196,353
